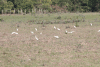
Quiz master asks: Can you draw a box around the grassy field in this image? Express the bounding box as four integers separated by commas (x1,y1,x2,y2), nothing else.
0,12,100,67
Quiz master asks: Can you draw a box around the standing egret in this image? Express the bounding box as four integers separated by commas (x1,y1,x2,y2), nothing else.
17,29,18,31
74,26,76,28
31,31,34,34
54,26,56,29
65,30,68,34
98,30,100,32
35,36,38,40
35,28,37,31
40,32,42,34
90,23,92,26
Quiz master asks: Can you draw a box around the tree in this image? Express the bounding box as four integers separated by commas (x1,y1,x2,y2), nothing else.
88,0,98,11
7,1,13,9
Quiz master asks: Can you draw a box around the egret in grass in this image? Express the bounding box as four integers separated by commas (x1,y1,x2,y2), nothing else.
40,32,42,34
68,32,73,33
71,31,75,32
65,30,75,34
65,30,68,34
98,30,100,32
68,31,75,33
54,26,56,29
74,26,76,28
90,23,92,26
54,36,59,38
35,28,37,31
31,31,34,34
35,36,38,40
11,32,18,34
17,29,18,31
57,28,60,30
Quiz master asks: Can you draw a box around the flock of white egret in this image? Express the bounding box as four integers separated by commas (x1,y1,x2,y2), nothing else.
11,23,100,40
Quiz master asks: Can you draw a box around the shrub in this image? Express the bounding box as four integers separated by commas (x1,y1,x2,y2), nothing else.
57,16,61,19
75,22,79,27
42,3,52,12
0,18,4,22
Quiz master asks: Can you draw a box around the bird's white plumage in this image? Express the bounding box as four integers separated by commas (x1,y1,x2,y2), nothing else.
66,30,68,33
54,36,59,38
35,28,37,31
40,32,42,34
68,32,73,33
11,32,18,34
98,30,100,32
54,26,56,29
17,29,18,31
71,31,75,32
35,36,38,40
74,26,76,28
66,30,75,34
31,31,34,34
90,23,92,26
57,28,60,30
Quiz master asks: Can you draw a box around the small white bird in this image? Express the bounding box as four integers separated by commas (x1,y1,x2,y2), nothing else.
40,32,42,34
90,23,92,26
65,30,68,34
68,32,73,33
54,36,59,38
71,31,75,32
57,28,60,30
35,28,37,31
98,30,100,32
54,26,56,29
74,26,76,28
35,36,38,40
68,31,75,33
31,31,34,34
17,29,18,31
11,32,18,34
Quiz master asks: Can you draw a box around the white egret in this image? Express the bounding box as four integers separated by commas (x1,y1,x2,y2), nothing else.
11,32,18,34
71,31,75,32
35,36,38,40
35,28,37,31
65,30,68,34
74,26,76,28
54,36,59,38
68,31,75,33
57,28,60,30
98,30,100,32
31,31,34,34
65,30,75,34
17,29,18,31
40,32,42,34
90,23,92,26
54,26,56,29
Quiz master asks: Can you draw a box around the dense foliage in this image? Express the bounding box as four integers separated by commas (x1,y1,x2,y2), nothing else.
0,0,100,13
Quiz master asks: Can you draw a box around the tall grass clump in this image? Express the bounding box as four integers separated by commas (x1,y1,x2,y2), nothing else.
57,16,61,19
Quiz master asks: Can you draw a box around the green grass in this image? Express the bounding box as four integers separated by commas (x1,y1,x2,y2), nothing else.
0,12,99,24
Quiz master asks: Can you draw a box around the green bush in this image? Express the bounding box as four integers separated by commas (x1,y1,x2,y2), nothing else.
75,22,79,27
0,18,4,22
57,16,61,19
42,3,51,11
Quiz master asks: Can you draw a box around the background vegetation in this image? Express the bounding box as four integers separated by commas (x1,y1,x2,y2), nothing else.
0,0,100,14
